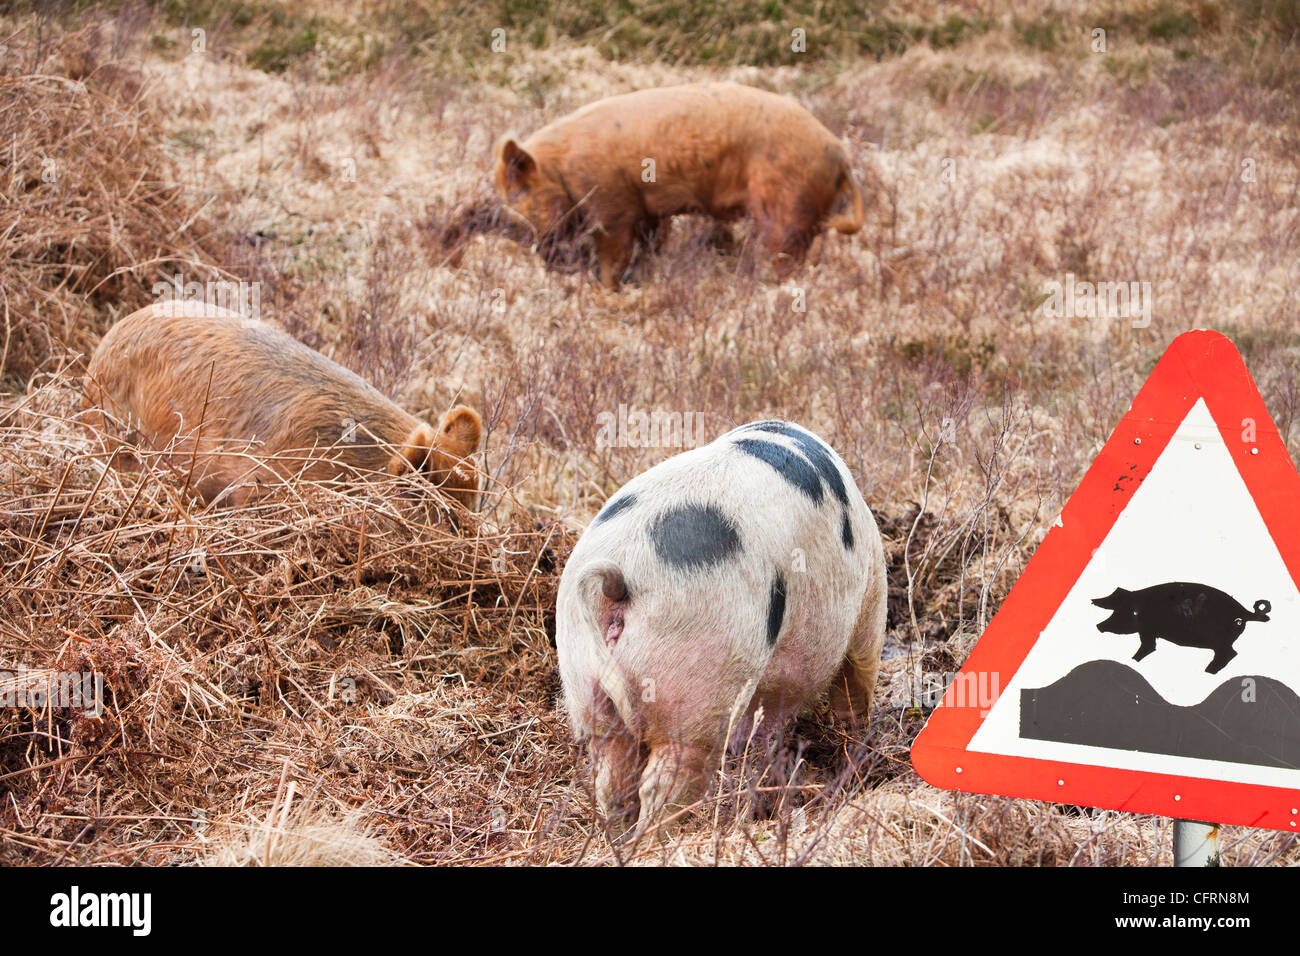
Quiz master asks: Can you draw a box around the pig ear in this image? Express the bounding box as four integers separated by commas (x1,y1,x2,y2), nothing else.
436,405,482,458
424,406,482,510
387,422,437,476
495,136,536,192
1091,587,1125,609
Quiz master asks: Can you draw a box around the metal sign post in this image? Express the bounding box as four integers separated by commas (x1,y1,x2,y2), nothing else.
1173,820,1221,867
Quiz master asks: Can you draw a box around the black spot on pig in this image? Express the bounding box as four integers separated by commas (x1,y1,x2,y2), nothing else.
798,441,849,507
1093,582,1272,674
735,438,824,503
744,421,849,506
649,503,741,570
736,422,856,551
593,491,637,526
766,572,786,647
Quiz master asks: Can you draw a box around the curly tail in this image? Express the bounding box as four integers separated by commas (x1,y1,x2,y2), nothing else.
825,168,865,234
575,560,640,731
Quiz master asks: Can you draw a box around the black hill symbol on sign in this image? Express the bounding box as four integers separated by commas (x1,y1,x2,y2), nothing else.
1093,582,1271,674
1020,661,1300,769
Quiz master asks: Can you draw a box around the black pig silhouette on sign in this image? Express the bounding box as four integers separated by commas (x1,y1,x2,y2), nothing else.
1093,582,1271,674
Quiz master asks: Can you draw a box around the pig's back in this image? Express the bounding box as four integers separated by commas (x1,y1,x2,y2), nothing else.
571,421,873,661
529,82,845,168
87,302,416,465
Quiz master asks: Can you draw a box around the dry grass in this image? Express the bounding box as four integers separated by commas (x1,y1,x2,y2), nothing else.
0,17,225,383
202,800,408,866
0,373,570,865
1,1,1299,865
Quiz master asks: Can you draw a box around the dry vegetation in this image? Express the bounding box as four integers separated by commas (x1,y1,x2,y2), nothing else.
1,0,1298,865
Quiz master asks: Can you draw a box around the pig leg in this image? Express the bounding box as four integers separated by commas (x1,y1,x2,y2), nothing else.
1133,633,1158,662
749,184,816,280
755,208,815,280
769,229,814,280
630,216,668,280
831,538,888,725
1206,646,1237,675
643,215,671,255
830,631,883,726
595,223,635,289
590,724,646,837
89,420,143,476
633,740,713,841
707,221,738,256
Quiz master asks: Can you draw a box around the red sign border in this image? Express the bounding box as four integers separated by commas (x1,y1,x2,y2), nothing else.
910,329,1300,832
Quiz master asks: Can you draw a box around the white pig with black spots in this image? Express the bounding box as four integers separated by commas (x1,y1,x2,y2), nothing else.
555,420,887,838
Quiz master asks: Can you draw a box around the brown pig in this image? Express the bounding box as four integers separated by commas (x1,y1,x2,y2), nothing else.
83,301,482,507
493,82,867,287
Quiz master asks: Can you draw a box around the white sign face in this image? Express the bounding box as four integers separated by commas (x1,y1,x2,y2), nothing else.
970,398,1300,789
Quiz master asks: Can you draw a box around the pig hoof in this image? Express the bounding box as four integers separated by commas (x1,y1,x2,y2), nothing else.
1206,650,1236,674
599,804,639,842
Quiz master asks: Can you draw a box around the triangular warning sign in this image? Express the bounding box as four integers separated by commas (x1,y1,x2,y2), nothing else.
911,330,1300,832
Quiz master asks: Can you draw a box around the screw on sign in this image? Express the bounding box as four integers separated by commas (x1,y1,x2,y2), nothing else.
910,330,1300,864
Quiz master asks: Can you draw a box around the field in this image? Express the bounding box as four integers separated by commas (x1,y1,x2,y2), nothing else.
1,0,1299,865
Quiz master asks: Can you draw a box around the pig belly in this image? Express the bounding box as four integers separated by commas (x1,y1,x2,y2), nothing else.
632,634,756,747
637,181,727,222
1154,628,1231,651
750,628,847,729
636,164,749,222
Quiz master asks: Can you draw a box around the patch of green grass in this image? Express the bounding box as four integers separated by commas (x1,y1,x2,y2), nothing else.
129,0,1295,96
248,15,320,72
1147,6,1199,39
149,30,178,54
1059,238,1095,279
927,14,994,49
1219,0,1300,90
158,0,261,28
1015,17,1059,51
889,332,999,378
167,126,217,152
923,63,1013,108
153,1,330,72
1093,0,1300,94
1219,323,1300,355
1101,53,1153,84
1091,2,1200,44
1232,0,1300,39
380,0,994,69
